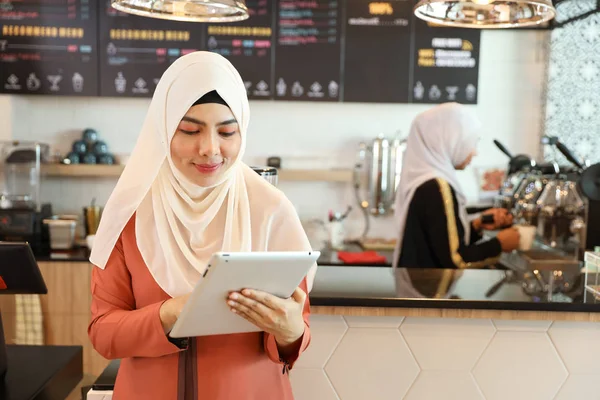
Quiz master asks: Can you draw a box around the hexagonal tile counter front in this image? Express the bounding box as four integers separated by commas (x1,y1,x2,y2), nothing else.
400,317,496,371
548,321,600,374
325,328,419,400
295,315,348,369
473,331,568,400
404,371,485,400
290,369,339,400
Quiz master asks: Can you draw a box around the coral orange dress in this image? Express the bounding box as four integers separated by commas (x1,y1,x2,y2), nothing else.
88,216,311,400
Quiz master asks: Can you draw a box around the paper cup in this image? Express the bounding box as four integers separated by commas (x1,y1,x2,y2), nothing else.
516,225,536,251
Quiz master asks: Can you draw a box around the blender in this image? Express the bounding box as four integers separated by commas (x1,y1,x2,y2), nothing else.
0,141,52,255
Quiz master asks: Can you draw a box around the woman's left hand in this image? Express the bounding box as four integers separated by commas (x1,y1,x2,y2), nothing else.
227,287,306,346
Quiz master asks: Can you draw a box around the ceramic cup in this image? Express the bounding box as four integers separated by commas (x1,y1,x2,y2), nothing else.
515,225,536,251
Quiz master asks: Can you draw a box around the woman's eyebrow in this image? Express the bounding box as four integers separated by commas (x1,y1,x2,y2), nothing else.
180,117,237,127
181,116,205,126
217,119,237,127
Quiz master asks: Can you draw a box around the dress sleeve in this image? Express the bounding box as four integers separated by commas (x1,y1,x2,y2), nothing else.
469,221,484,245
420,179,502,269
262,196,314,370
88,234,185,359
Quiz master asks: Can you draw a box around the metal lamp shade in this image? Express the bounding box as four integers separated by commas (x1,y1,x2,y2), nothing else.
413,0,556,29
110,0,248,22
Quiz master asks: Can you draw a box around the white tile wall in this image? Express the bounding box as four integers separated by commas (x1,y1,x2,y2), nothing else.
343,315,404,329
492,319,552,332
2,29,549,239
548,321,600,374
294,315,348,369
473,331,567,400
291,316,598,400
324,328,419,400
400,318,496,371
404,371,485,400
554,374,600,400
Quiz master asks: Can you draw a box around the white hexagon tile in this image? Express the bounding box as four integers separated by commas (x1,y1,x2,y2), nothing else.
548,321,600,374
492,319,552,332
473,331,568,400
404,371,484,400
343,315,404,329
294,315,348,369
290,369,339,400
554,373,600,399
400,317,496,371
325,328,419,400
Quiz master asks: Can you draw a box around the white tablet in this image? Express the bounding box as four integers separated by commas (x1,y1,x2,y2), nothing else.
169,251,320,338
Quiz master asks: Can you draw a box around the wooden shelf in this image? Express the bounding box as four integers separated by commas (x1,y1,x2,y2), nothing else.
278,168,352,183
42,163,124,177
41,164,353,183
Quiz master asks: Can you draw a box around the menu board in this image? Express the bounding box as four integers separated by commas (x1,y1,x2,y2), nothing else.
205,0,273,99
0,0,98,95
97,0,204,97
410,19,481,104
274,0,342,101
0,0,482,104
343,0,413,103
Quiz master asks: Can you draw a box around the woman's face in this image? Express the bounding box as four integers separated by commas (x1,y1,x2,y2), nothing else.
455,149,477,170
170,103,241,187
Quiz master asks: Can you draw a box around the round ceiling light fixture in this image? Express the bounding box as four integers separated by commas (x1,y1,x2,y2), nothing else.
110,0,248,22
413,0,557,29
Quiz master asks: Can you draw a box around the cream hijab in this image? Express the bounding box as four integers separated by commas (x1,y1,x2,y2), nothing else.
90,52,260,297
391,103,482,269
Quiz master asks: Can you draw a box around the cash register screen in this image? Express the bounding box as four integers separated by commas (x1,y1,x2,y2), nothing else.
0,242,47,295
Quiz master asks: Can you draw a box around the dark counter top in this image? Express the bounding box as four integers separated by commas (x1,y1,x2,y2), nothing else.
1,345,83,400
309,265,600,313
34,246,90,262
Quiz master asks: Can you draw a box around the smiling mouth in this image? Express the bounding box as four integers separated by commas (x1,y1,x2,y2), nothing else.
193,162,223,174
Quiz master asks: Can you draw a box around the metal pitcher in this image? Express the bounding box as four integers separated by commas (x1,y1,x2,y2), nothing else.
354,134,406,216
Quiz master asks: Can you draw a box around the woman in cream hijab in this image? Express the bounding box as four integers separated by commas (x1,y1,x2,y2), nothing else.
392,103,519,272
88,51,315,400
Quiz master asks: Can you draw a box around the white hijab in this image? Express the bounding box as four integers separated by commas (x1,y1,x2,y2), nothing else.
90,51,254,297
392,102,482,269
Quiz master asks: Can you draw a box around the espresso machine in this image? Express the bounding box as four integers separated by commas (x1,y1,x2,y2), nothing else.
0,141,52,256
492,137,600,272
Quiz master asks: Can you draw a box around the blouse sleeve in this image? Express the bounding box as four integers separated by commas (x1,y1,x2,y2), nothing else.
88,234,185,359
419,178,502,269
262,196,315,370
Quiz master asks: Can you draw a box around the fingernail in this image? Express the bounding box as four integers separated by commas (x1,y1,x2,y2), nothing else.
229,293,238,300
227,300,235,306
242,289,251,296
230,308,236,313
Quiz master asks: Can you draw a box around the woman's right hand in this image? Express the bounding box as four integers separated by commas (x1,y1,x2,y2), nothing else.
159,294,190,334
496,227,520,252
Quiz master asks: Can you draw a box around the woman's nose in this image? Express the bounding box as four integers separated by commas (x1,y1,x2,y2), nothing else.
199,132,219,156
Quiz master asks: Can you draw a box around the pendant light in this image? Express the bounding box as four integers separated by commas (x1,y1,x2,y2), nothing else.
413,0,557,29
110,0,249,22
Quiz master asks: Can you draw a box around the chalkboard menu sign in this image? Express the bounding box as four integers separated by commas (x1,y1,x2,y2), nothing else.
273,0,342,101
0,0,98,95
98,0,204,97
0,0,482,104
410,18,481,104
205,0,273,99
343,0,413,103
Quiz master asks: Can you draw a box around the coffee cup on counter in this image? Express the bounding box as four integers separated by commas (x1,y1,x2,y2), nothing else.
515,224,536,251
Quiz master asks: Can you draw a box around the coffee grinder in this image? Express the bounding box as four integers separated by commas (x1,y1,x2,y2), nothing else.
0,141,52,256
